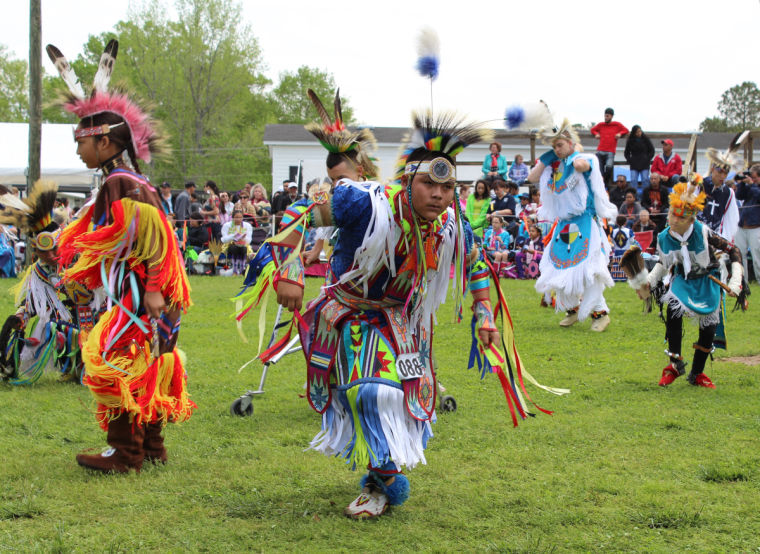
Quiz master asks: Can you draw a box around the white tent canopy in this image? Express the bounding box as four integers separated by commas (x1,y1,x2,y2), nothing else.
0,122,97,187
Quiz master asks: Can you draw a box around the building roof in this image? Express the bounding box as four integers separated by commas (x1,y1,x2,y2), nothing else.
264,124,407,145
0,122,97,187
264,124,753,151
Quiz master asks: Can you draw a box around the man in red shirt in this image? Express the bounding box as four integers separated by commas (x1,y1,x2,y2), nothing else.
650,139,683,186
590,107,628,187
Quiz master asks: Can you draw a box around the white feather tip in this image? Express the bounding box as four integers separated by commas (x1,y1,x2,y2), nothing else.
506,101,553,131
93,39,118,93
416,27,440,57
45,44,84,99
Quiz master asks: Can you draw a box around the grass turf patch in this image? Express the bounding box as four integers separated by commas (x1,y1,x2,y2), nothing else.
1,275,759,551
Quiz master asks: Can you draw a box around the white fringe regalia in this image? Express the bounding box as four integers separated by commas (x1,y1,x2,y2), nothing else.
536,153,618,319
13,263,71,376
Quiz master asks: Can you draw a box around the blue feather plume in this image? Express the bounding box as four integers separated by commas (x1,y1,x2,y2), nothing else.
416,56,439,80
503,101,554,131
505,106,525,129
416,27,440,81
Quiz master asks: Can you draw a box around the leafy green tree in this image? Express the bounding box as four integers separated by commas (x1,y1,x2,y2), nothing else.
699,116,738,133
700,81,760,132
0,45,29,122
111,0,272,187
718,81,760,128
271,65,354,124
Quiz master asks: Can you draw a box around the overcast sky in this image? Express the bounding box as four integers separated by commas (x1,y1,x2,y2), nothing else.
2,0,758,133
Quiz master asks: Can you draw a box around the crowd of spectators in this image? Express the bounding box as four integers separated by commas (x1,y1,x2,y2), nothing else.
159,178,294,275
467,110,760,284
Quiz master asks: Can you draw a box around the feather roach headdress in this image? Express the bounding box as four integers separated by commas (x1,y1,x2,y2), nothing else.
705,130,749,172
46,39,165,163
304,89,379,179
669,174,707,218
537,118,580,146
394,110,493,183
0,181,60,251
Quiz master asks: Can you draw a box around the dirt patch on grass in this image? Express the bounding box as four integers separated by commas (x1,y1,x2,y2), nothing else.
719,354,760,366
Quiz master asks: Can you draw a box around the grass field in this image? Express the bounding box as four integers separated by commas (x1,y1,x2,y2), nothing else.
1,275,759,553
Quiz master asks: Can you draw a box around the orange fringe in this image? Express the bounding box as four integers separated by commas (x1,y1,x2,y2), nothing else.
59,198,191,311
83,306,195,430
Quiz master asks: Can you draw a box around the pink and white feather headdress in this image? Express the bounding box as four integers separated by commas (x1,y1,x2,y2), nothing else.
46,39,163,163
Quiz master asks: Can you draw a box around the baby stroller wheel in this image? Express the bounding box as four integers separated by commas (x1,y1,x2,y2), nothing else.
440,395,457,413
230,396,254,417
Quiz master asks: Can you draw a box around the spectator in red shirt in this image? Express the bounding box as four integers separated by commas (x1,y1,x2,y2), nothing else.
650,139,682,185
590,107,628,187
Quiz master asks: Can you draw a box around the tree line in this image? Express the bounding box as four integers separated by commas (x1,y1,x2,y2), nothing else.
0,0,353,190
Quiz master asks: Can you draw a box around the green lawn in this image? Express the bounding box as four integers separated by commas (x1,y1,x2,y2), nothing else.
1,275,758,552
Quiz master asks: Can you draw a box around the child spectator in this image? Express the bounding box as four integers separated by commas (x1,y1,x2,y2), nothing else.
508,154,530,184
610,214,639,256
465,179,490,240
618,189,642,228
483,216,512,276
458,183,471,212
515,193,530,218
515,224,544,279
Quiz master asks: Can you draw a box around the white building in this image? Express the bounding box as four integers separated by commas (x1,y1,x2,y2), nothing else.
264,124,759,192
0,122,98,191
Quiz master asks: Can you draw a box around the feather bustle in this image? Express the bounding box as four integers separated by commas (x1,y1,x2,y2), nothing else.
0,180,57,232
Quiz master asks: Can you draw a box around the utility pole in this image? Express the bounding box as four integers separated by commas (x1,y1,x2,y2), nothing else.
28,0,42,194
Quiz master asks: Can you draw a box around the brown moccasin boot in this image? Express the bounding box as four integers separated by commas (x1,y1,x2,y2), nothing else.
143,422,168,464
76,414,145,474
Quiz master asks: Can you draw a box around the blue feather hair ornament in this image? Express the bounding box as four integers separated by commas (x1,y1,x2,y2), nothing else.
415,27,440,80
504,101,554,131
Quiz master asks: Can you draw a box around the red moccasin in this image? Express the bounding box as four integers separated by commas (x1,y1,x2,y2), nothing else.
658,364,683,386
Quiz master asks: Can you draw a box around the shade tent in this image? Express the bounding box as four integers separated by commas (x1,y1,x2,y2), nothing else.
0,122,97,188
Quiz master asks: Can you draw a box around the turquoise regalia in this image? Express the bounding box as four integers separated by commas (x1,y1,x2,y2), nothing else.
657,220,722,325
535,152,618,319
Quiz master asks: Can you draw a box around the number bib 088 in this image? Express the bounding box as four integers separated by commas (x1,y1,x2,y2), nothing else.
395,353,425,381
